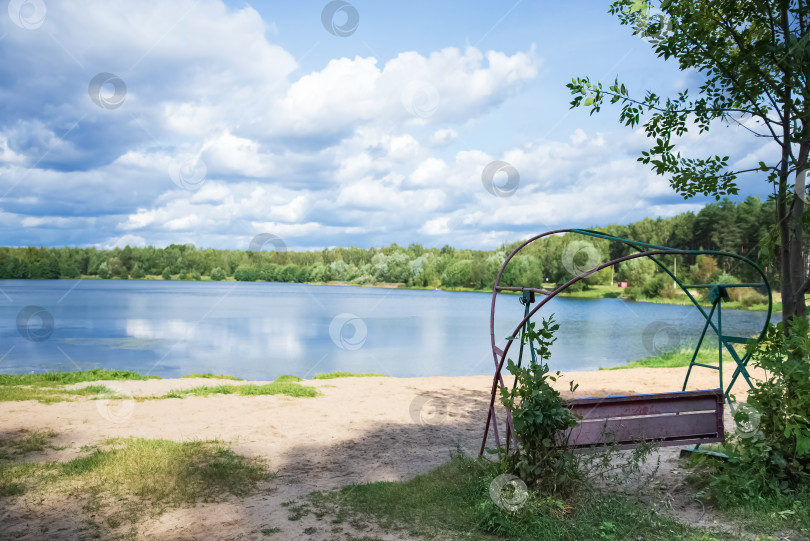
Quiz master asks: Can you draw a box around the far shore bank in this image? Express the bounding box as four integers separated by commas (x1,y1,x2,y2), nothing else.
7,275,783,312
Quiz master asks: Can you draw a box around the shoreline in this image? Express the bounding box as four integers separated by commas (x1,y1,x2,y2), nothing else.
1,363,759,399
6,276,779,312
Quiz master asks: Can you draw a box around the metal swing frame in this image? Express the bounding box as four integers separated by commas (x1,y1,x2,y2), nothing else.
480,229,773,455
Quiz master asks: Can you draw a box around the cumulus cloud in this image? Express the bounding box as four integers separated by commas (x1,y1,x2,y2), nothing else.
0,0,774,250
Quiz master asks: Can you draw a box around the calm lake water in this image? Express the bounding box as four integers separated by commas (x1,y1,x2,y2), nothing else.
0,280,775,380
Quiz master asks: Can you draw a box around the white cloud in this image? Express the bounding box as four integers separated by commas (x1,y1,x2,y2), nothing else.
0,0,774,251
100,234,147,249
420,217,451,235
273,46,538,137
429,128,458,146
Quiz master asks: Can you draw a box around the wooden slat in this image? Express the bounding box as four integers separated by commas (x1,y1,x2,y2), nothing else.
569,395,719,420
567,388,721,408
565,412,721,448
591,435,724,451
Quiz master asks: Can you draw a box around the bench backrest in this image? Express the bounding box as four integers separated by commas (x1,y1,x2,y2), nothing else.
562,388,725,450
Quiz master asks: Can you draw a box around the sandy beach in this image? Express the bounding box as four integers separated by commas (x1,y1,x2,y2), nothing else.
0,365,760,540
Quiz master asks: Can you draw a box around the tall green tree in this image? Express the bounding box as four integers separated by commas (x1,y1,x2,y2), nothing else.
569,0,810,327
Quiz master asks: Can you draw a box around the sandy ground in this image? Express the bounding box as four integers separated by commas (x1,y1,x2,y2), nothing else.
0,366,764,540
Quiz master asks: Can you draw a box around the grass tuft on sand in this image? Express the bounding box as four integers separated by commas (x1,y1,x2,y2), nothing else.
164,382,317,399
312,372,388,380
181,373,244,381
0,437,272,534
0,430,62,460
0,368,160,387
0,384,116,404
274,374,303,383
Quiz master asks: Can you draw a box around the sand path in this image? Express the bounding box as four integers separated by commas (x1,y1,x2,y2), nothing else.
0,366,759,540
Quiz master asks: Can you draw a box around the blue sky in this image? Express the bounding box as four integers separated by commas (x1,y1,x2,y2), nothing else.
0,0,773,251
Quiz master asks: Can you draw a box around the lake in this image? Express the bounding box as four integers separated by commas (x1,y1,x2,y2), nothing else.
0,280,775,380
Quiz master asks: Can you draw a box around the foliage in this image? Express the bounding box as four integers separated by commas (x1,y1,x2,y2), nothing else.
0,198,778,294
689,254,718,284
710,319,810,501
209,267,226,281
618,257,657,287
499,315,582,494
641,273,672,298
712,318,810,503
567,0,810,322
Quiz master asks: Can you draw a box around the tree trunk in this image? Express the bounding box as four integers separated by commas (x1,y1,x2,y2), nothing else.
779,159,794,326
791,145,809,323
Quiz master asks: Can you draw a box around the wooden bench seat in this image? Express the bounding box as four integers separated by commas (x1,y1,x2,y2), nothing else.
562,388,725,450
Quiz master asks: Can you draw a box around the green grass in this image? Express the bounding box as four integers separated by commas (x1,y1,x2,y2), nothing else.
312,372,388,380
274,374,303,383
164,382,318,399
0,368,160,387
306,453,738,541
600,347,724,370
0,437,272,533
0,384,116,404
530,282,779,312
0,430,61,459
685,456,810,538
557,284,623,299
181,373,244,381
0,368,317,402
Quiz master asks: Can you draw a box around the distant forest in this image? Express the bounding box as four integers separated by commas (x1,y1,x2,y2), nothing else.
1,197,781,297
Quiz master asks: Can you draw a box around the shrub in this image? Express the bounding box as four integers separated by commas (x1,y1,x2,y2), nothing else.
233,266,258,281
617,257,656,288
499,315,582,495
441,260,473,287
558,278,586,292
688,254,718,283
641,274,668,298
710,319,810,499
728,286,766,308
351,274,374,285
209,267,226,281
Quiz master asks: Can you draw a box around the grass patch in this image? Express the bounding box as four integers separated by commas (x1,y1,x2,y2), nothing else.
0,430,61,459
181,373,243,381
0,438,272,532
274,374,302,383
685,456,810,538
312,372,388,380
558,284,624,299
0,369,159,403
164,382,317,399
307,453,736,540
0,368,159,387
0,384,116,404
601,347,726,370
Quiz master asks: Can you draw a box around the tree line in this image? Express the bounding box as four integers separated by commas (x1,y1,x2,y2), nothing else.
0,196,781,297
